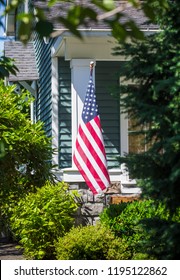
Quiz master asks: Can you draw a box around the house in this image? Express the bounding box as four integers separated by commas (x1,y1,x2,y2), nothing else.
4,1,157,223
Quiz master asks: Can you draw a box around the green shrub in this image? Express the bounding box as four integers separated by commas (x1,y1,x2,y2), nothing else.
55,224,130,260
100,200,169,238
0,82,54,236
100,200,180,259
10,181,80,259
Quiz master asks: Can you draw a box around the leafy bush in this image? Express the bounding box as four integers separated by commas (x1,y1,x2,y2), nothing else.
55,224,130,260
0,56,18,79
10,181,80,259
100,200,180,259
0,81,54,235
139,217,180,260
100,200,169,237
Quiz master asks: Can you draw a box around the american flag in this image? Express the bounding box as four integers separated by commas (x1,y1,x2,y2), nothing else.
73,69,110,194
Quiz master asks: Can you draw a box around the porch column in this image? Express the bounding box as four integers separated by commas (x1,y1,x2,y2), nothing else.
51,56,59,167
120,112,128,156
70,59,95,168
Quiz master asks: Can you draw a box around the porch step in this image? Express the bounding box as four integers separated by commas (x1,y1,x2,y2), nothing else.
121,181,141,195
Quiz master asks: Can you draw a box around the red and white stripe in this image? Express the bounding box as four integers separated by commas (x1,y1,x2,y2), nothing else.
73,115,110,194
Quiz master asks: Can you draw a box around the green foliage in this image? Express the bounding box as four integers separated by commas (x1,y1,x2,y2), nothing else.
114,0,180,213
100,200,170,237
139,216,180,260
0,56,18,79
55,224,130,260
4,1,170,43
10,181,80,259
100,200,180,259
108,0,180,259
0,81,54,231
17,12,34,43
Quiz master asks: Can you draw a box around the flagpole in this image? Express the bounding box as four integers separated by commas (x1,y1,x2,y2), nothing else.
90,61,94,76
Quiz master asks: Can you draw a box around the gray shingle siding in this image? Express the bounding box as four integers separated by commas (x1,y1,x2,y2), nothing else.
4,41,39,81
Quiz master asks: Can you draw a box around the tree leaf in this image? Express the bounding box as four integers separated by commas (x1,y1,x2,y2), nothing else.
35,20,54,38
